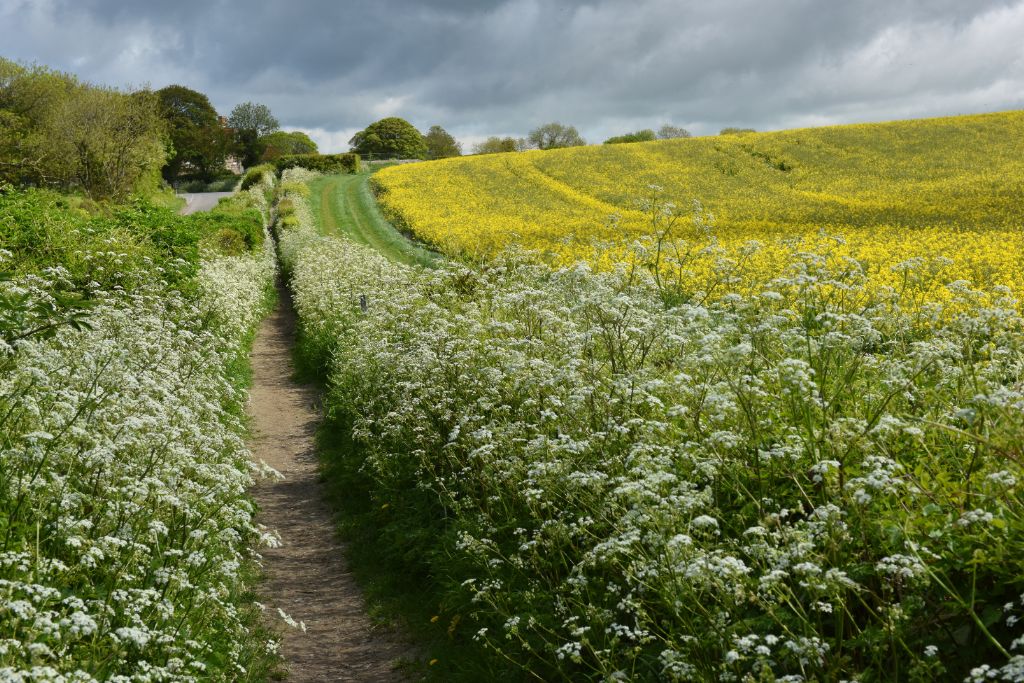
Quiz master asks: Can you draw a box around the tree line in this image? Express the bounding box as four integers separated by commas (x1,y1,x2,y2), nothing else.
0,59,314,199
348,118,707,160
1,57,754,198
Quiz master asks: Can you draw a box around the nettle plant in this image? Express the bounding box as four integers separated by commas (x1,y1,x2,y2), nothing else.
280,178,1024,681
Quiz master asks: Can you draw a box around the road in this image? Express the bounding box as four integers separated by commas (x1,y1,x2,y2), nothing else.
178,192,233,215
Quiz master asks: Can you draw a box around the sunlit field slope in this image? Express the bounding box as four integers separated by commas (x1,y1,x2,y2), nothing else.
374,111,1024,300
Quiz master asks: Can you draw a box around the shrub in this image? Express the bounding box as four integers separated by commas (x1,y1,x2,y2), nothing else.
604,129,657,144
272,153,360,175
279,180,311,198
240,163,276,190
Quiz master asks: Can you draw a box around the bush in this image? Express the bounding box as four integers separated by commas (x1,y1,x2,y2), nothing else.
240,163,276,190
272,153,360,174
279,180,311,198
604,129,657,144
177,174,240,193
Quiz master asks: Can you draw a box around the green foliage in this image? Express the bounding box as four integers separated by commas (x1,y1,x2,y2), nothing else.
720,126,757,135
527,122,586,149
424,125,462,159
349,117,427,159
0,271,94,347
471,136,526,155
229,101,279,167
228,101,279,137
603,129,656,144
176,173,240,193
240,163,275,190
279,181,311,198
259,130,318,160
0,185,266,294
157,84,232,182
0,58,167,200
272,153,360,174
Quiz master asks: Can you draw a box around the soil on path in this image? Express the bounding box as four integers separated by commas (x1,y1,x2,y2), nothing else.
247,289,415,682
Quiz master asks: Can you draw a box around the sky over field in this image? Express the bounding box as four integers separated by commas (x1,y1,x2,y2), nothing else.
2,0,1023,151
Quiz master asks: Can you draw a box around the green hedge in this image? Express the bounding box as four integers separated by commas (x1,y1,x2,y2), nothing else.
272,153,360,175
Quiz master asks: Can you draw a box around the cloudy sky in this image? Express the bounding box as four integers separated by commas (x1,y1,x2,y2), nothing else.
2,0,1023,151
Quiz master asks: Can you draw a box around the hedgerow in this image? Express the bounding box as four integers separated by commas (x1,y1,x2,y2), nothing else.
272,153,360,175
277,171,1024,681
0,175,279,679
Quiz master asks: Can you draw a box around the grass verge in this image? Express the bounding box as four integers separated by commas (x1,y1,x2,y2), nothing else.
308,172,441,268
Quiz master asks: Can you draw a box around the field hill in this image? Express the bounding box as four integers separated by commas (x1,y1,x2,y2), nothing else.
374,110,1024,296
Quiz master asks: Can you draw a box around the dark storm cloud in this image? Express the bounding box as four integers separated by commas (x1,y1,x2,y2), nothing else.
2,0,1022,150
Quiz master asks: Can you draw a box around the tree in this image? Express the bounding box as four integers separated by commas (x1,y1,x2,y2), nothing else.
157,85,231,181
423,125,461,159
348,117,427,159
657,124,692,139
604,129,656,145
1,58,165,199
228,101,279,167
720,127,756,135
228,101,279,137
472,136,527,155
259,130,318,161
527,122,585,150
50,87,166,199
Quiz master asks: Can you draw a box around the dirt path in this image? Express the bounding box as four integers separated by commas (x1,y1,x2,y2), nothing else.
247,289,414,682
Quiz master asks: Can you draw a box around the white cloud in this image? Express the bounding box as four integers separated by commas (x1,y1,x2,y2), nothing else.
1,0,1021,147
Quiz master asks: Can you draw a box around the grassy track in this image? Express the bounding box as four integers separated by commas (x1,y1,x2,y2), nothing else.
308,172,440,268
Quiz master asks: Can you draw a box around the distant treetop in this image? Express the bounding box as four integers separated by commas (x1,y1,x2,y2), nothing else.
228,101,279,137
604,129,657,145
657,124,692,139
472,136,527,154
424,125,462,159
349,117,427,159
260,130,318,161
720,127,757,135
527,122,586,150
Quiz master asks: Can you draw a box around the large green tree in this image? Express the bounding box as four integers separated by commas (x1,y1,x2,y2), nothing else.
349,117,426,159
259,130,318,161
1,58,165,199
527,122,585,150
157,85,231,181
228,101,279,167
423,125,461,159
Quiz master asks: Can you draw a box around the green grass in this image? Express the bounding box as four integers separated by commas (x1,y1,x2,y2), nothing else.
308,172,441,268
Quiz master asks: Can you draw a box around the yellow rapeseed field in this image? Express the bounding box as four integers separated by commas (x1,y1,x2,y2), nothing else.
373,111,1024,303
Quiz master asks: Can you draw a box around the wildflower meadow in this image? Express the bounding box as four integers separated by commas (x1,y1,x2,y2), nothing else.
279,149,1024,681
0,172,280,681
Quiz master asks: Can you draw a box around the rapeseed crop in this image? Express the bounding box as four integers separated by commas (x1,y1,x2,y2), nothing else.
374,111,1024,302
280,167,1024,682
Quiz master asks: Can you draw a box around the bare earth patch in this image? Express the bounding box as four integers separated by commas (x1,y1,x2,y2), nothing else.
247,289,415,681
